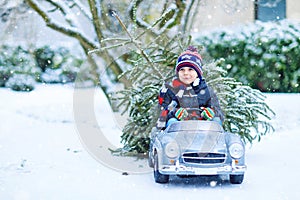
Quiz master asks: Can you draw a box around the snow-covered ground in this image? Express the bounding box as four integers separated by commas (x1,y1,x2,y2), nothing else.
0,84,300,200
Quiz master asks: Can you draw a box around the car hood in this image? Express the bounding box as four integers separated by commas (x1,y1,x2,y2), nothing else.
162,130,226,153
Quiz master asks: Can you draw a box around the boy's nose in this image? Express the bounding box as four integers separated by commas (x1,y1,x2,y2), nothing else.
184,70,189,75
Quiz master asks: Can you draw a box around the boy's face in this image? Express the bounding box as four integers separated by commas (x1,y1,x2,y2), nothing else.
178,67,198,85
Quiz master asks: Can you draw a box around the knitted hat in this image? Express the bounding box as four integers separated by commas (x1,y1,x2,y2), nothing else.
175,46,203,77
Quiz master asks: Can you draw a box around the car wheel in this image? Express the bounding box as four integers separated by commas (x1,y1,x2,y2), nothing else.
229,174,244,184
153,153,169,183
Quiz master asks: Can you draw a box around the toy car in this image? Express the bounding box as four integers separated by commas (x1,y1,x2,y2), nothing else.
148,119,246,184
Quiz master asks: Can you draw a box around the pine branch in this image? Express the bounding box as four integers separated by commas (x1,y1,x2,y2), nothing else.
111,10,165,80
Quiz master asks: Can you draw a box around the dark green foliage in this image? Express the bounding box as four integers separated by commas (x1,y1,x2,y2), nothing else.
0,66,11,87
117,85,160,153
223,86,275,142
195,20,300,92
0,45,37,89
204,60,275,143
1,46,34,69
34,46,55,72
37,46,83,84
0,45,37,92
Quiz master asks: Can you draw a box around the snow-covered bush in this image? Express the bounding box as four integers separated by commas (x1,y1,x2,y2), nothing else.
34,46,55,72
195,19,300,92
0,45,37,92
0,45,39,88
0,66,11,87
0,45,38,74
40,68,62,84
35,46,83,84
5,73,36,92
0,45,85,90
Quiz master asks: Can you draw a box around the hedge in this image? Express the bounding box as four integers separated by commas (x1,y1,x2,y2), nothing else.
195,19,300,93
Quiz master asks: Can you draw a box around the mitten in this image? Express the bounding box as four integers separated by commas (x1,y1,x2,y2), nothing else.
175,108,188,121
192,78,200,87
191,77,201,93
201,107,215,120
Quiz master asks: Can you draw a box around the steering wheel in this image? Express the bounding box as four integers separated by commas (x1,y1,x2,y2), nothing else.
184,108,203,120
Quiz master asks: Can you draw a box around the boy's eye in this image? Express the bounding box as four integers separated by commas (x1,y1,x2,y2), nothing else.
179,67,194,71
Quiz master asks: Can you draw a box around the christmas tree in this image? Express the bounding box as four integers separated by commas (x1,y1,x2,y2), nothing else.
115,43,275,154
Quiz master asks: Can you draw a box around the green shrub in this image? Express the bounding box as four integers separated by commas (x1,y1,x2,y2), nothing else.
0,45,38,89
54,47,82,83
35,46,83,84
195,19,300,92
0,45,85,91
5,73,36,92
0,66,11,87
3,45,38,74
34,46,55,72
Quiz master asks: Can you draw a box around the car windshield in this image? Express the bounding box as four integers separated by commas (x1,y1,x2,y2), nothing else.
167,121,223,133
165,127,224,152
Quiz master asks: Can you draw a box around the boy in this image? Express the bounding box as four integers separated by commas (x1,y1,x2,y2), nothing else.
156,46,223,129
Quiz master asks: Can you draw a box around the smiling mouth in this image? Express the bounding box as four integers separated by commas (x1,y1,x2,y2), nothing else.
182,78,193,84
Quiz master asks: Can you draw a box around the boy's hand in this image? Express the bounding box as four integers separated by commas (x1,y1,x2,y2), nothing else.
175,108,188,121
192,78,200,87
201,107,215,120
167,100,178,111
191,78,201,93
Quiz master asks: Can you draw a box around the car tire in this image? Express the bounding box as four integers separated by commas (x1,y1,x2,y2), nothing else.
229,174,244,184
153,153,169,183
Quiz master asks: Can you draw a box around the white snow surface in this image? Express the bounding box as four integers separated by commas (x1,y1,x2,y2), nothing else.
0,84,300,200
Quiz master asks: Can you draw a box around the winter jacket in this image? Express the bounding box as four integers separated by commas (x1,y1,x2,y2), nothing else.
156,77,224,129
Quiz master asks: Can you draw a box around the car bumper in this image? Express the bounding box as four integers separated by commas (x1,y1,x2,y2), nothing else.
160,162,246,175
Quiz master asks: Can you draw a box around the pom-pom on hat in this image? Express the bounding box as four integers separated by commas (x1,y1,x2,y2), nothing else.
175,46,203,77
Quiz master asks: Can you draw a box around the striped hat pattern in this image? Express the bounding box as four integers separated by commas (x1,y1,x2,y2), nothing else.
175,46,203,77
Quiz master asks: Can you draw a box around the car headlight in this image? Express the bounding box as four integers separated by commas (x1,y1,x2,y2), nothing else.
164,141,179,158
229,143,244,159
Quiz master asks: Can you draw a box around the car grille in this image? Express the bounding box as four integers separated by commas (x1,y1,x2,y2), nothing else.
182,152,226,164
